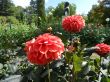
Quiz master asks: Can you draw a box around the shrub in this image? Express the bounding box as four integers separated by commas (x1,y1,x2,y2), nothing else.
0,16,19,25
7,16,19,24
0,24,42,49
79,25,110,46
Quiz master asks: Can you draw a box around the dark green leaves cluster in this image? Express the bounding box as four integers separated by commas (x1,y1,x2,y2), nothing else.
79,25,110,46
0,24,39,49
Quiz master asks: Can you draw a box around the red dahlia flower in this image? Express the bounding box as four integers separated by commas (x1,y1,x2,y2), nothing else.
95,43,110,57
24,33,64,65
62,15,85,33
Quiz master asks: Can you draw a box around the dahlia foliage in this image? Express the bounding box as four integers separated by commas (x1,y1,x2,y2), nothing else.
23,15,110,82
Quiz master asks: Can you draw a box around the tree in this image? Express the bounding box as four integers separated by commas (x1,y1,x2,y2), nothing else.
53,2,64,18
69,3,76,15
101,0,110,25
99,0,110,8
88,4,105,24
30,0,37,14
37,0,46,21
46,6,55,15
88,1,110,25
53,2,76,18
13,6,24,22
0,0,14,16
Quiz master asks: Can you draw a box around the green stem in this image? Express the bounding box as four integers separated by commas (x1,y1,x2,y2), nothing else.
72,57,75,82
47,64,51,82
98,57,102,79
58,76,69,82
100,57,102,67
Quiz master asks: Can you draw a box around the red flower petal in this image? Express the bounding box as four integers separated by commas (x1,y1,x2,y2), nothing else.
62,15,85,33
95,43,110,57
39,44,48,54
24,33,64,65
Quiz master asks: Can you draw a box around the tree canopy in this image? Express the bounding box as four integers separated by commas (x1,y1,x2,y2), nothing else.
0,0,14,16
53,2,76,18
88,0,110,25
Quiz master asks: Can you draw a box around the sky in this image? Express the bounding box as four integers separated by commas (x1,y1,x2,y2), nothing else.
12,0,98,14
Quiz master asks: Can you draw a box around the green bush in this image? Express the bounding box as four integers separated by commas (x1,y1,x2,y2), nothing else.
79,25,110,46
0,24,42,49
0,21,110,49
7,16,19,24
0,16,7,24
0,16,19,25
50,22,110,46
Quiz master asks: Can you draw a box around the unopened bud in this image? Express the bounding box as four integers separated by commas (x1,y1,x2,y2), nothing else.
47,27,52,32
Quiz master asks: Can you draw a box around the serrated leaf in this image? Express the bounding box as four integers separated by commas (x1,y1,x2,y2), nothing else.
65,52,73,63
73,54,82,72
90,53,100,60
101,76,110,82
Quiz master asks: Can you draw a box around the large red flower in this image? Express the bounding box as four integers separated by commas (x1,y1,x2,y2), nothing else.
62,15,85,33
24,33,64,65
95,43,110,57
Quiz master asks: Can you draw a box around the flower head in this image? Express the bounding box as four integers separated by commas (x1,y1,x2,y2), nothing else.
95,43,110,57
24,33,64,65
62,15,85,33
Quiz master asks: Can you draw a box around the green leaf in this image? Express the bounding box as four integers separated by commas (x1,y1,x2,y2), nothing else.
101,76,110,82
90,53,100,60
73,54,82,72
107,78,110,82
65,52,73,63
